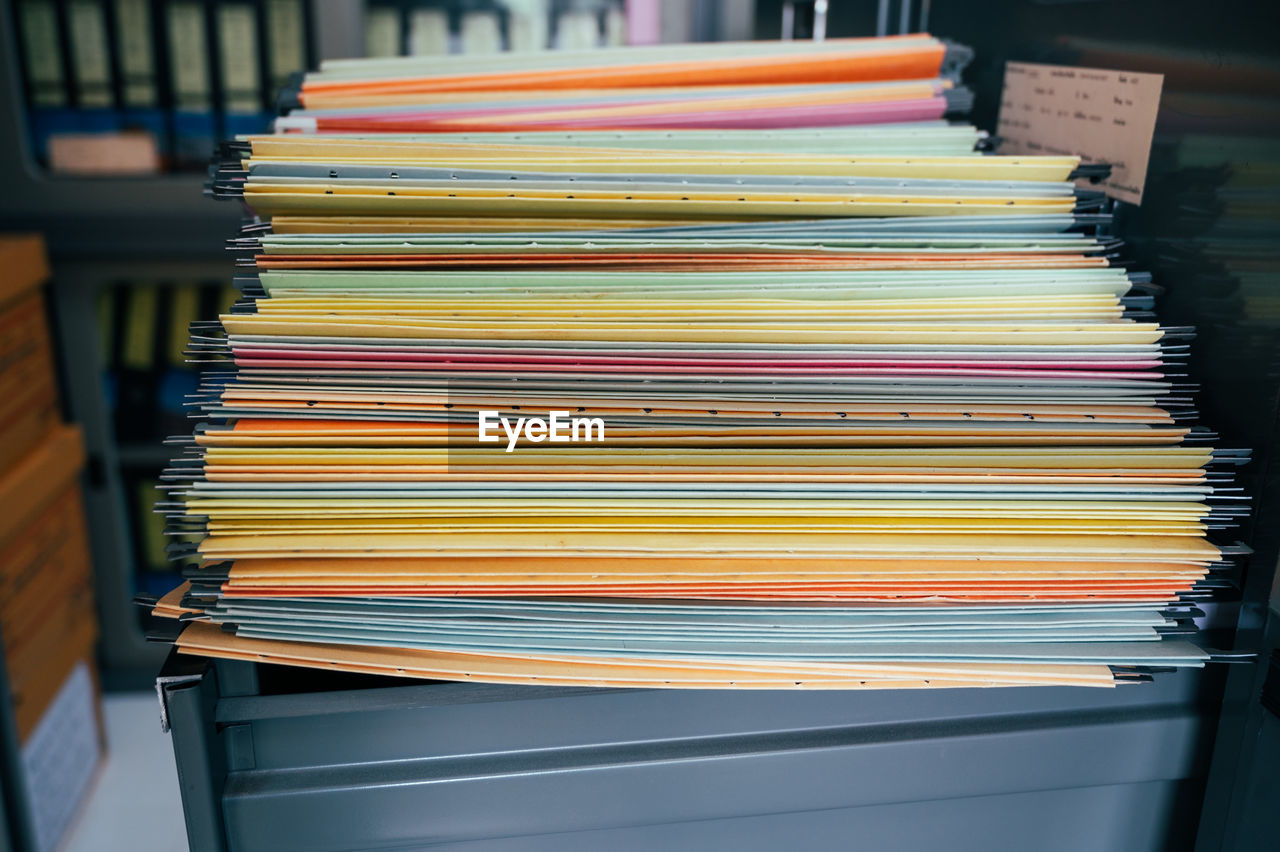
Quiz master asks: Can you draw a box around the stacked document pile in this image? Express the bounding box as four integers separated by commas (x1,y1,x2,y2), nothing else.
146,36,1246,689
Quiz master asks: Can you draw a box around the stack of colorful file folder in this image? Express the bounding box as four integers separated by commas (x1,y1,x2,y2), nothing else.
147,35,1245,689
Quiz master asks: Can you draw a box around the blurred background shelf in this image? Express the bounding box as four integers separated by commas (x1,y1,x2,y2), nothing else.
0,2,1277,849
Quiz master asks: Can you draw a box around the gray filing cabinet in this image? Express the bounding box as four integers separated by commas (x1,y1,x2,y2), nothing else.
160,656,1224,852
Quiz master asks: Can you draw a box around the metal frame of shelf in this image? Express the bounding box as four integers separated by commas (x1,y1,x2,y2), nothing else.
51,261,235,678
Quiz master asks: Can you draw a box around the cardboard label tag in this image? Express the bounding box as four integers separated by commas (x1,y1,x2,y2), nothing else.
997,62,1163,205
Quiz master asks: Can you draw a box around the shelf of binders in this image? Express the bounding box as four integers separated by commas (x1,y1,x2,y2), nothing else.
43,257,236,679
360,0,627,57
97,279,238,616
9,0,315,173
8,0,639,176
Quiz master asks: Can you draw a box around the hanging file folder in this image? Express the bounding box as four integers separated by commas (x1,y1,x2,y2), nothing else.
141,35,1247,689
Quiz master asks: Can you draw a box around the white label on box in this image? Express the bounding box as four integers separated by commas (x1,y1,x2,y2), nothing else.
998,61,1164,205
21,662,100,852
